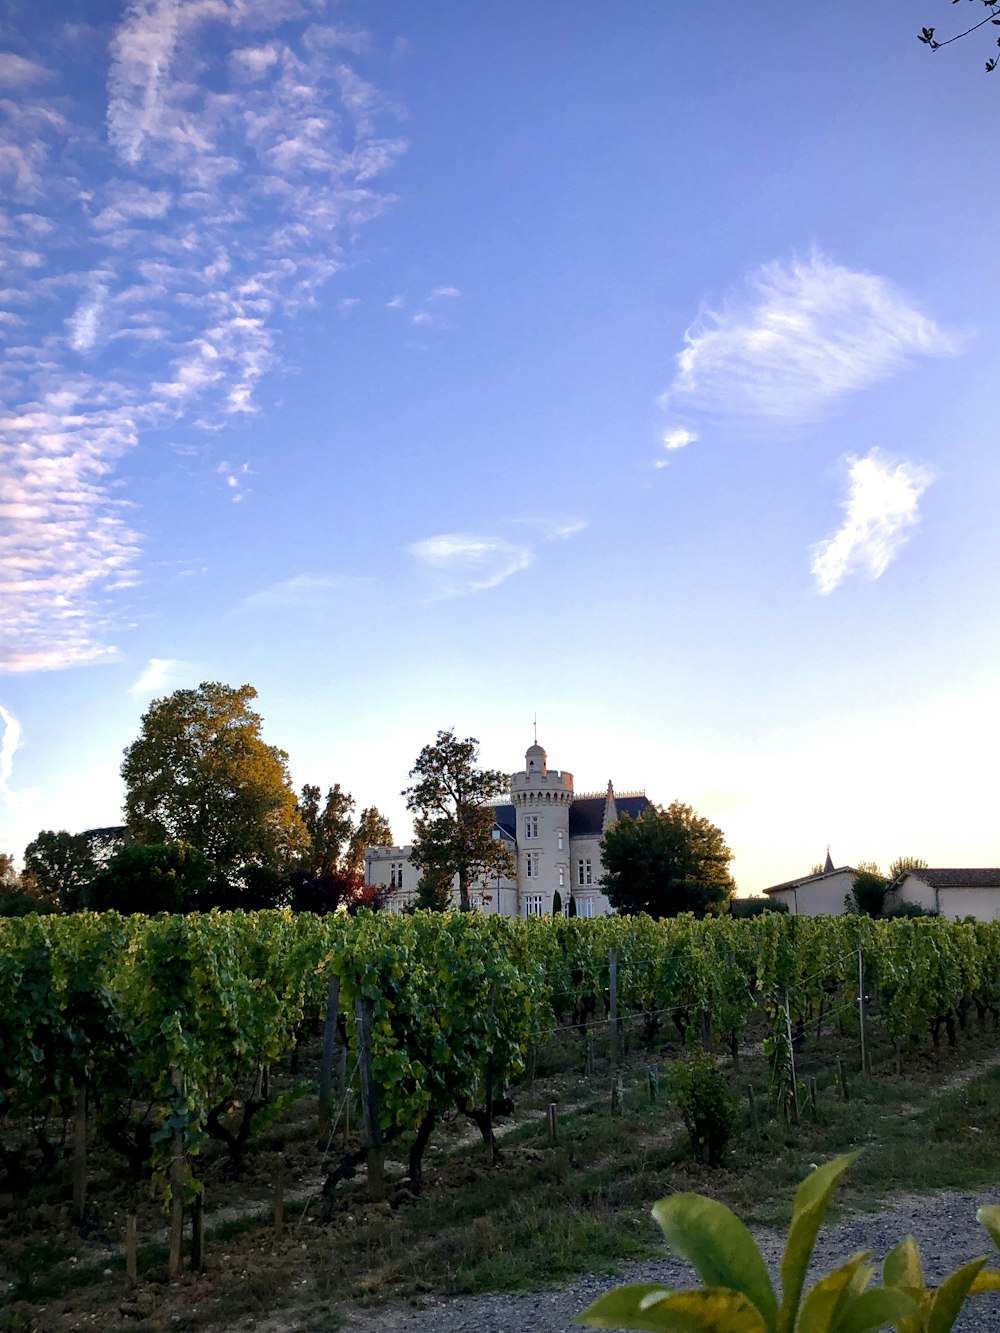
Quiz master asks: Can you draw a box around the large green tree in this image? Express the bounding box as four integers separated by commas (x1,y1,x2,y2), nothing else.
22,830,98,912
403,729,513,912
87,842,223,915
297,785,392,881
346,806,393,878
599,801,734,919
0,852,50,917
298,782,355,875
121,682,307,877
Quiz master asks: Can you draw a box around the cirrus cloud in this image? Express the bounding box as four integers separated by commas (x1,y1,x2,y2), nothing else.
661,251,959,429
0,1,406,673
409,533,533,596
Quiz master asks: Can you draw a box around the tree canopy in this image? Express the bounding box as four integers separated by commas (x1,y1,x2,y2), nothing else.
599,801,735,919
851,857,929,917
403,729,512,912
889,855,928,882
121,682,307,878
87,842,222,915
22,829,98,912
297,784,392,879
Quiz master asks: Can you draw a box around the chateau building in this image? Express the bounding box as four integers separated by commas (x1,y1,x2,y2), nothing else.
365,740,650,917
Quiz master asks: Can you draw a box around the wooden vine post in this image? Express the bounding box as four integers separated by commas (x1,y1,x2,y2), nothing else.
782,990,799,1124
72,1080,87,1222
484,982,497,1167
611,1072,623,1116
318,972,342,1142
699,1001,712,1052
608,948,619,1067
168,1066,185,1278
746,1084,760,1142
125,1214,138,1285
835,1054,850,1101
190,1189,205,1271
355,995,386,1201
858,947,869,1077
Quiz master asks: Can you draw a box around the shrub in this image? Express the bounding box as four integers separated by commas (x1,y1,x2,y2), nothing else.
850,863,890,916
883,899,939,919
668,1050,739,1167
729,896,788,917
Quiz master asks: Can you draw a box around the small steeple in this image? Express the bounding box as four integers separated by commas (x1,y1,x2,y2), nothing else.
602,780,619,832
823,847,834,874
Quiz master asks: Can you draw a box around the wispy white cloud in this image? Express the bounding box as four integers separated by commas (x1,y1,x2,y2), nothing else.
811,450,934,594
217,460,249,502
69,285,109,353
91,184,172,232
0,53,54,87
231,43,281,79
128,657,186,697
386,294,405,309
514,515,588,542
654,426,698,467
429,285,460,299
241,572,373,611
661,252,959,428
0,704,21,792
0,3,406,672
409,533,533,596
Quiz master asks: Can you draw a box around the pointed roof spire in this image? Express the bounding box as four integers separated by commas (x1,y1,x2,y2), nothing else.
602,780,619,832
823,846,834,874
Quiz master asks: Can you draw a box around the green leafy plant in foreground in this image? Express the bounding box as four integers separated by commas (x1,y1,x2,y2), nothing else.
578,1152,1000,1332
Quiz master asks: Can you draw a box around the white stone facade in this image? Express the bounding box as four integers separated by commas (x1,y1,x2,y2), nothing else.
891,870,1000,920
364,740,649,918
763,866,857,915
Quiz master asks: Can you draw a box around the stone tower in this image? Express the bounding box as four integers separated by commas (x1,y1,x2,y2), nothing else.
510,739,574,906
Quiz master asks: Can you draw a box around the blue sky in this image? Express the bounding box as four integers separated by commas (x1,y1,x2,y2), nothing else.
2,0,998,893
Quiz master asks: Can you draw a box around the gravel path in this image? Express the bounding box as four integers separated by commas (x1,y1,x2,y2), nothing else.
336,1188,1000,1333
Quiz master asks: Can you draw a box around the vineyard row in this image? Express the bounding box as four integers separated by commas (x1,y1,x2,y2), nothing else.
2,908,999,1210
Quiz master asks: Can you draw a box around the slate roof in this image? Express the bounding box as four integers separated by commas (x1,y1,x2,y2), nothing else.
494,805,516,839
569,794,649,837
901,868,1000,889
762,867,856,896
492,795,650,841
